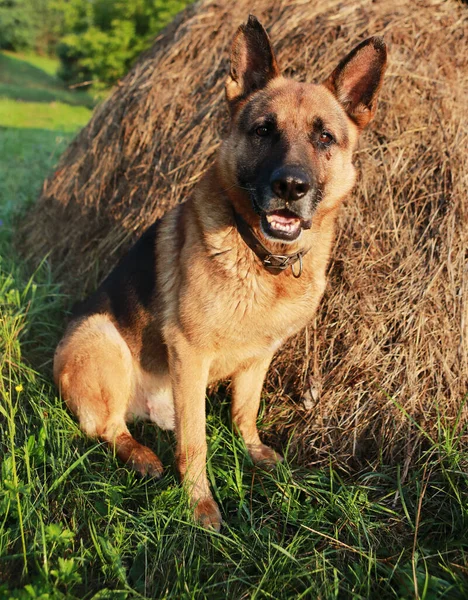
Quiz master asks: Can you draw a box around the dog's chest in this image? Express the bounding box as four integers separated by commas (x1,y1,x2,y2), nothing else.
181,263,323,359
208,276,318,380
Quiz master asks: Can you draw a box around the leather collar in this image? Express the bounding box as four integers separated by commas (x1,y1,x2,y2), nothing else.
233,211,309,277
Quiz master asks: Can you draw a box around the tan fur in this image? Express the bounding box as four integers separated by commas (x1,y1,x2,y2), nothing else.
54,22,386,531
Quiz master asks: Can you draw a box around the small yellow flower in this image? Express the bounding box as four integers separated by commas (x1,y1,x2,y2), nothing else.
15,384,23,393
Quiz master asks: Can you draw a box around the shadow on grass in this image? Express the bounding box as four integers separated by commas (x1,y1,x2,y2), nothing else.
0,53,95,109
0,126,76,217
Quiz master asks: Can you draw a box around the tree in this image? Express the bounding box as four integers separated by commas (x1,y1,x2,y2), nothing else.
56,0,192,87
0,0,36,51
0,0,70,54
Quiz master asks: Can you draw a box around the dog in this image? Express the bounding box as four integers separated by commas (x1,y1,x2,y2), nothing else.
54,15,387,531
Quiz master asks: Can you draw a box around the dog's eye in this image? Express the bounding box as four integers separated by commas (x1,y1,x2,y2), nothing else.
255,124,271,137
319,130,335,145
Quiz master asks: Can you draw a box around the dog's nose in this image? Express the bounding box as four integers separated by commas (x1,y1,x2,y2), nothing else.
270,167,311,201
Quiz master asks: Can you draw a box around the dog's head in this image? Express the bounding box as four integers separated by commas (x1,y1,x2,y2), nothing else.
219,15,387,244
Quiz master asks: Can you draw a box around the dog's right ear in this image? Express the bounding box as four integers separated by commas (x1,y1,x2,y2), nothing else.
226,15,280,113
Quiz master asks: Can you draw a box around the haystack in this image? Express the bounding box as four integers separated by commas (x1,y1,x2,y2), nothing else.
21,0,468,465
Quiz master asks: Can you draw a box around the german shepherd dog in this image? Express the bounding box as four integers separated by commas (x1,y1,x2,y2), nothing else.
54,16,387,531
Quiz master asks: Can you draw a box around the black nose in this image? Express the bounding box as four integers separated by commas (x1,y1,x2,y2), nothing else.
270,167,311,201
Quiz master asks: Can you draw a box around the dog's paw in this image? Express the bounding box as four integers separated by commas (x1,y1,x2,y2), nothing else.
193,497,222,532
248,443,283,470
127,445,164,478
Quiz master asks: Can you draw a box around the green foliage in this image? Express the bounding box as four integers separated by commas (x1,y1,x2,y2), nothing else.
56,0,191,88
0,0,35,51
0,0,191,86
0,0,65,54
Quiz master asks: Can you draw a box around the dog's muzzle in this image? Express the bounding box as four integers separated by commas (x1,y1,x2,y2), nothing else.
258,166,314,242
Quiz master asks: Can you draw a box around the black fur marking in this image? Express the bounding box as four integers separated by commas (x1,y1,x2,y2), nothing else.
73,221,160,329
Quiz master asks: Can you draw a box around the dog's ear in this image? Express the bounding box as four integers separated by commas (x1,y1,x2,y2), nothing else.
324,37,387,129
226,15,280,112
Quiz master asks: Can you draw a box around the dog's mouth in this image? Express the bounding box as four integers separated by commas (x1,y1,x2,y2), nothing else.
260,209,303,242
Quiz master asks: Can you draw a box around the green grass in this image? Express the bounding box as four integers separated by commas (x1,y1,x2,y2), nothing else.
1,52,468,599
0,51,92,225
0,52,94,108
3,51,60,77
0,99,92,131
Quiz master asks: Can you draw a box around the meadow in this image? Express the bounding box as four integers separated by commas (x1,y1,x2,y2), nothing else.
1,52,468,599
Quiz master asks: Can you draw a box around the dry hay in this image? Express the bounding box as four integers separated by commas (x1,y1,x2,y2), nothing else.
20,0,468,466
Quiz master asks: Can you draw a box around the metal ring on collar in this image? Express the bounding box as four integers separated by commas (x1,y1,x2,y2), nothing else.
291,253,303,278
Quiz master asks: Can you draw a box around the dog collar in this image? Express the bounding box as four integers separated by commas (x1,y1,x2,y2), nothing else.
233,211,309,278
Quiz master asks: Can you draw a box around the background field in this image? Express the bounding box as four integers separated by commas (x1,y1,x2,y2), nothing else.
1,26,468,600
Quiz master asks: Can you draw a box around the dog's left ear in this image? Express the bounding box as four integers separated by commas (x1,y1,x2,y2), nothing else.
324,37,387,129
226,15,280,112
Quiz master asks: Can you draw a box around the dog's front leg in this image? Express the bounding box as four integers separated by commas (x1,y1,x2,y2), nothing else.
167,331,221,531
231,353,283,468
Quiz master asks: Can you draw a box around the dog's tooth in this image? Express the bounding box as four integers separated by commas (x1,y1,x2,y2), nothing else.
267,216,302,234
